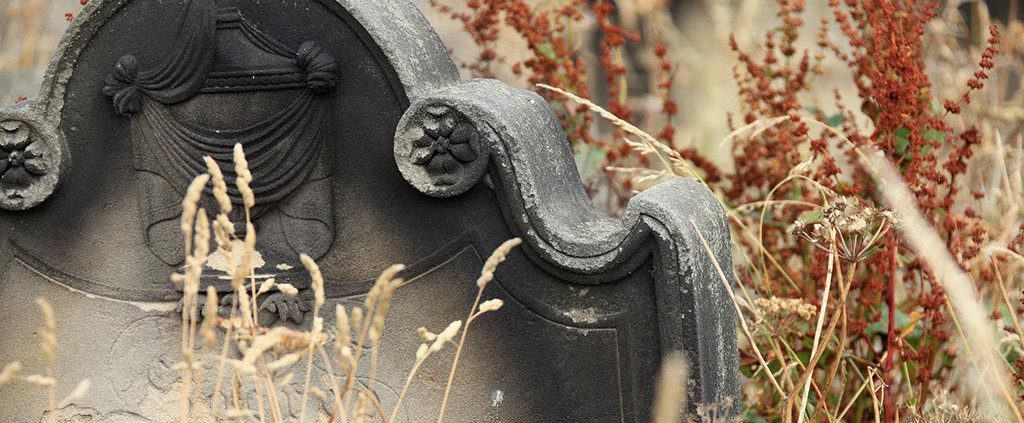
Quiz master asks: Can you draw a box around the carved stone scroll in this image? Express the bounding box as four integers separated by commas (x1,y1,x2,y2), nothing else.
0,0,741,420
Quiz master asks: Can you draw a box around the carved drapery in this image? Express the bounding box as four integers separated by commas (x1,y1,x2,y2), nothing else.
101,0,339,265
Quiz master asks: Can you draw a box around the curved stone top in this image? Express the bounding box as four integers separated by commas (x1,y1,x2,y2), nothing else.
0,0,741,415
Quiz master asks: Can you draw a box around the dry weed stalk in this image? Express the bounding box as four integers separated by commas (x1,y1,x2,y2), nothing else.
436,237,521,422
36,297,57,421
167,143,519,422
653,353,689,423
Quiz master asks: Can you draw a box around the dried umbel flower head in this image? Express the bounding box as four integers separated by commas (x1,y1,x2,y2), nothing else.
755,296,817,322
789,196,898,262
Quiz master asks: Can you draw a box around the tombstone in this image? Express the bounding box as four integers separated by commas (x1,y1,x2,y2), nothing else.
0,0,740,421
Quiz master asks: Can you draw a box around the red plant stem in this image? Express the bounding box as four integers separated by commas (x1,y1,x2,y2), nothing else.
884,239,898,423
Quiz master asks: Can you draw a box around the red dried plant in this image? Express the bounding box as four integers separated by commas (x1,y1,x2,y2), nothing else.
433,0,1012,417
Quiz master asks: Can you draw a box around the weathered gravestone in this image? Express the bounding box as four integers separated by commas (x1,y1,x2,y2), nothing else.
0,0,740,421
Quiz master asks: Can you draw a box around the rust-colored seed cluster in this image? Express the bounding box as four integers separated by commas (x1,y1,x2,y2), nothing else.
438,0,1020,416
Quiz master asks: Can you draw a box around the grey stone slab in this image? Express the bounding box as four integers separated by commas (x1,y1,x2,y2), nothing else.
0,0,740,421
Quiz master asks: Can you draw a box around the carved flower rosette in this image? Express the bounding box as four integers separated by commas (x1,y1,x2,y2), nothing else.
395,105,490,197
0,105,64,211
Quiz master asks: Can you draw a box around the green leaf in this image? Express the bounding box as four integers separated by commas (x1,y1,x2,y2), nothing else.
536,42,557,61
866,305,917,338
895,127,911,156
826,113,844,128
924,129,943,142
796,210,822,224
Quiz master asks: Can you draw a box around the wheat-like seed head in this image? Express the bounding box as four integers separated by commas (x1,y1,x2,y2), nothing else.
223,409,254,419
200,286,219,348
0,362,21,385
366,264,405,308
244,222,256,255
653,353,688,423
277,372,294,388
369,279,402,342
35,298,56,366
183,208,209,297
234,279,254,327
350,307,363,333
429,320,462,353
417,327,437,342
203,156,232,214
477,299,504,313
256,278,278,296
181,174,210,237
213,214,234,250
238,178,255,210
352,391,369,423
59,379,91,407
276,283,299,296
477,238,522,288
266,353,301,372
192,209,210,266
335,304,351,355
310,386,329,402
227,358,257,375
232,143,253,184
300,254,325,311
243,327,288,364
25,375,56,387
233,144,255,210
415,343,429,361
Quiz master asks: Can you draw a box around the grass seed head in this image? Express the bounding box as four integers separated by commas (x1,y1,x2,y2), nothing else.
203,156,232,214
417,327,437,342
232,143,253,183
300,254,325,310
477,238,522,288
429,320,462,353
478,299,504,313
181,174,210,237
415,343,429,361
0,362,21,385
335,304,351,354
200,286,219,348
26,375,55,387
276,283,299,296
35,298,56,366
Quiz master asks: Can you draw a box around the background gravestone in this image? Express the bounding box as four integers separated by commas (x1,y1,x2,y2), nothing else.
0,0,740,421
